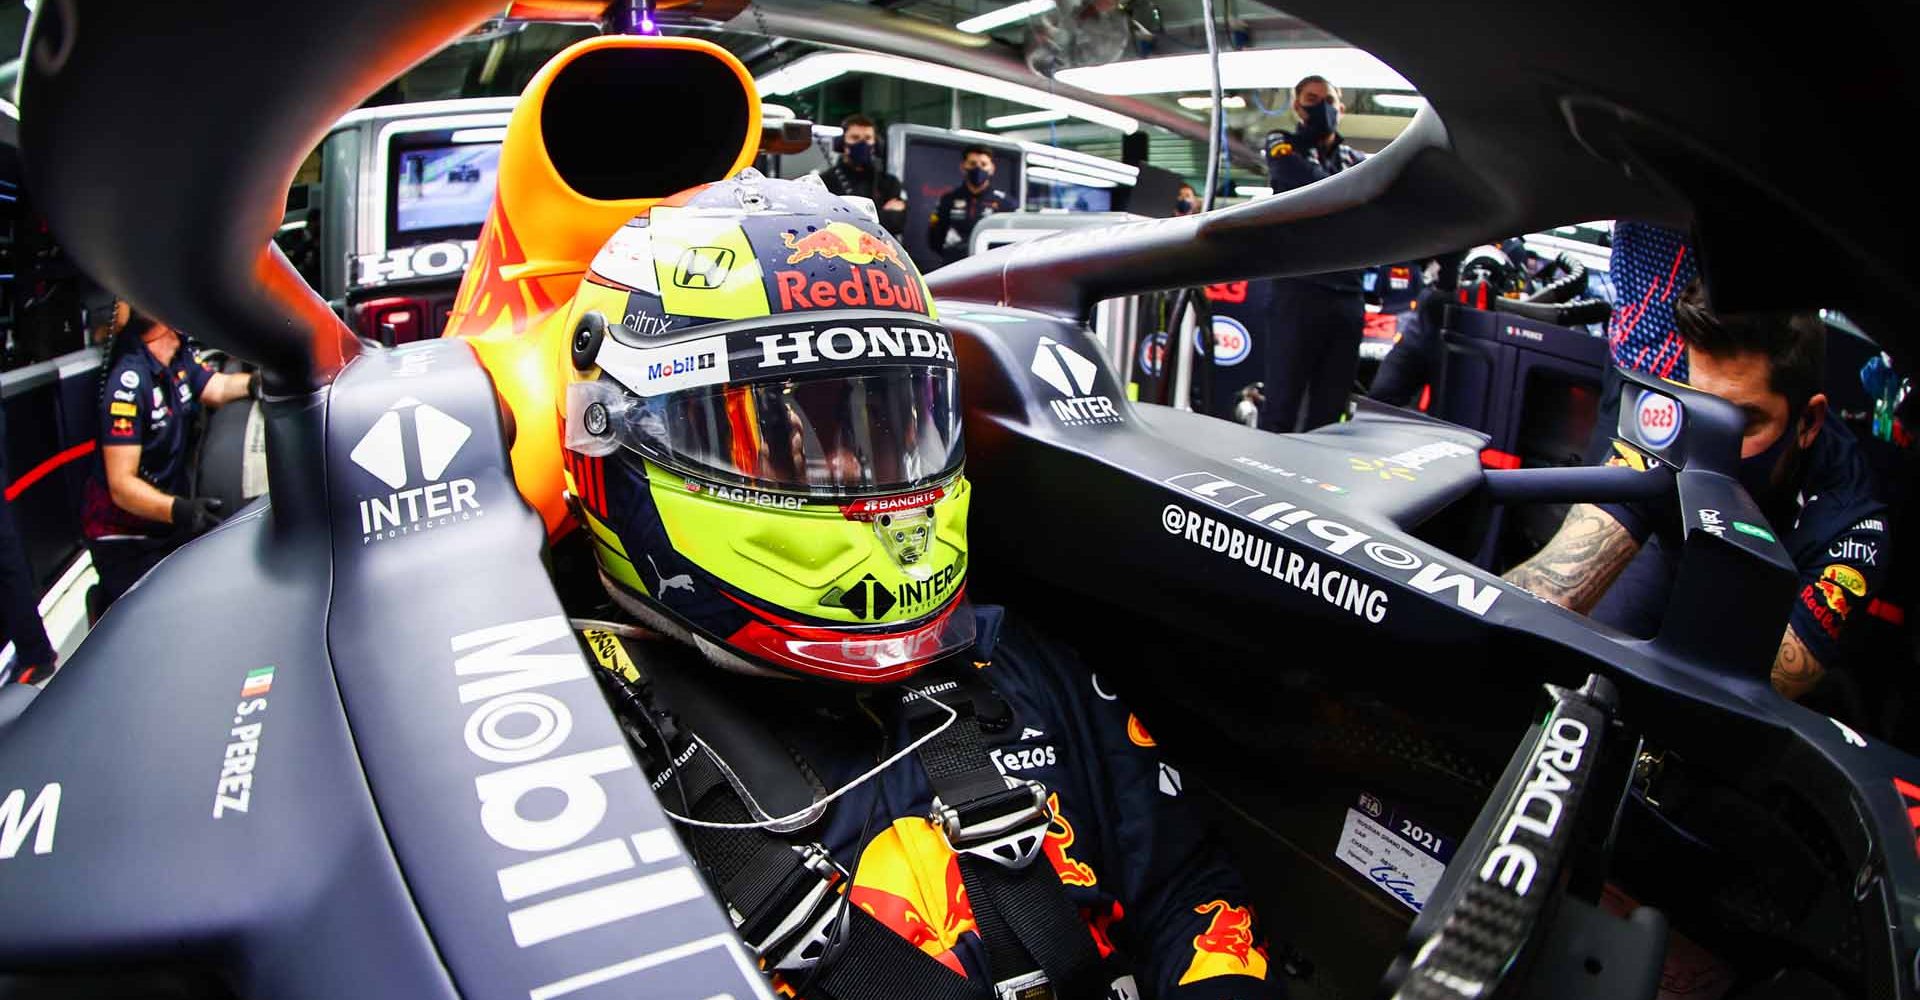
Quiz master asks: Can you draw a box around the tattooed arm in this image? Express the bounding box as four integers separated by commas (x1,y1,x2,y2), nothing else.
1502,504,1643,614
1771,627,1826,701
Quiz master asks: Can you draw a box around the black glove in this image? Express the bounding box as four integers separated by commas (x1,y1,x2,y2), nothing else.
172,496,225,537
246,372,263,401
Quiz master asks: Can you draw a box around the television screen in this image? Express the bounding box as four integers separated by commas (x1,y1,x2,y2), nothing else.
394,143,500,234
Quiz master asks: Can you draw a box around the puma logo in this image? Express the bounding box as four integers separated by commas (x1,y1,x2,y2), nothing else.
648,555,695,597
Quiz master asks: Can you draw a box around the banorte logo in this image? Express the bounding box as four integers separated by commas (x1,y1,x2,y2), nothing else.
782,222,903,267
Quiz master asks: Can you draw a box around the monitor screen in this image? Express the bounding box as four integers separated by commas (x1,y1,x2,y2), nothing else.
393,143,500,235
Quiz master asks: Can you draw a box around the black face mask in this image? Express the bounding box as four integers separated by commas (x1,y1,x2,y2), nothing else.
965,166,990,188
1301,100,1340,135
1176,198,1196,214
846,141,874,166
1738,408,1807,503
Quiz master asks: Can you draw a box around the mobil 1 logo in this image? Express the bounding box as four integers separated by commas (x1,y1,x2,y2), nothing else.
451,610,779,990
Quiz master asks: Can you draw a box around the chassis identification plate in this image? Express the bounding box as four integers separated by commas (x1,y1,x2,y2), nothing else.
1335,792,1450,913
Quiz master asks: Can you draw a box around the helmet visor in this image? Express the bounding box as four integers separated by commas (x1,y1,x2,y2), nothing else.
569,366,963,498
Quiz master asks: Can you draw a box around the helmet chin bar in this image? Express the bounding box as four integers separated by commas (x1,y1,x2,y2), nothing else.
602,571,977,684
724,589,978,684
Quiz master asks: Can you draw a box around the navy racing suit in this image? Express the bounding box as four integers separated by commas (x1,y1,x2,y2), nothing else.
608,608,1286,999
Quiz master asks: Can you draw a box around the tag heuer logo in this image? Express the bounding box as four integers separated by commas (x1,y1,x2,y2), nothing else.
674,247,735,289
350,397,471,489
351,397,483,543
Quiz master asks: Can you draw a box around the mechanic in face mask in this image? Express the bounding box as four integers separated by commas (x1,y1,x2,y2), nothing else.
813,114,909,236
1174,182,1199,216
1505,280,1891,702
929,144,1014,266
1255,74,1369,432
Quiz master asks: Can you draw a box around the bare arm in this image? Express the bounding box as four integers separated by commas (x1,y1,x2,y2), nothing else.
1501,503,1643,614
1771,626,1826,701
102,443,179,525
200,371,254,409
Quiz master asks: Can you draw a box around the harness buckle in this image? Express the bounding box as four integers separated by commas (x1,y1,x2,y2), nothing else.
993,968,1055,1000
737,844,847,972
930,777,1051,869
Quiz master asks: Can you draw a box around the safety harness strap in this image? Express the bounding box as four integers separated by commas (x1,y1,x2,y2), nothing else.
911,675,1109,1000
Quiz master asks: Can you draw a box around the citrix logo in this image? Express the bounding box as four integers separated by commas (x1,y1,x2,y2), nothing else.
351,397,481,539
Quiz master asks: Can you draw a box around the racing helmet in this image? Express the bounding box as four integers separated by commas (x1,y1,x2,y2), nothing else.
560,170,973,684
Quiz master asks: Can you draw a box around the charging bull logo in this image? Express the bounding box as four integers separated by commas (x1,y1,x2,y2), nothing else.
1177,900,1271,985
782,223,904,267
1042,792,1098,887
849,819,978,974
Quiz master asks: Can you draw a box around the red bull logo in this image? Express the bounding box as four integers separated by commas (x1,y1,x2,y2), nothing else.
1042,793,1098,887
848,819,978,974
782,222,904,267
1126,714,1156,748
1178,899,1270,986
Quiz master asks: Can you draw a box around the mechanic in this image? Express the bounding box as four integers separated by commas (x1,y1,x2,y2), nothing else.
0,405,59,685
1504,281,1889,700
815,113,908,236
1365,249,1467,408
1174,182,1199,216
559,174,1284,1000
80,309,254,613
1258,75,1367,432
928,145,1014,266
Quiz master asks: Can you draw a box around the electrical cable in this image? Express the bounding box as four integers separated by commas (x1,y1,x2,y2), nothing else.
663,691,959,830
1199,0,1223,211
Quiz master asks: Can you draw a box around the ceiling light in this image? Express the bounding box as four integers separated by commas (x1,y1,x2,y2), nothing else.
985,109,1071,129
449,127,508,144
1177,95,1246,110
757,53,1137,133
1055,48,1411,97
1027,165,1116,189
1021,142,1137,184
1371,93,1427,111
956,0,1056,34
1235,185,1273,197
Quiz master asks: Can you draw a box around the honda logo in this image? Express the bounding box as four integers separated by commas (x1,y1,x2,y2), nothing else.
673,247,734,289
1031,337,1121,427
351,397,484,543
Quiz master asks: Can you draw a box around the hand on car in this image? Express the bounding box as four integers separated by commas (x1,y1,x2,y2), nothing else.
172,496,225,537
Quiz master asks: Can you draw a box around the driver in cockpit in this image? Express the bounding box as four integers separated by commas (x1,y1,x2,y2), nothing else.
557,173,1288,1000
1504,281,1891,701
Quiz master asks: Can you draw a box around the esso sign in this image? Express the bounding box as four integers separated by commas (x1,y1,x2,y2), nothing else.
1199,316,1252,367
1635,390,1682,449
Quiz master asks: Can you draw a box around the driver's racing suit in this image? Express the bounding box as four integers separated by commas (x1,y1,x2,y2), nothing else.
589,608,1286,1000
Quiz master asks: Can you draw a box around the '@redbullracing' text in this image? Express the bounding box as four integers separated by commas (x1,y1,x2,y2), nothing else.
1163,504,1389,622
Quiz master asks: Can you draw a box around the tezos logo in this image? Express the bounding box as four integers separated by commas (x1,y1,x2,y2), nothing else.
1031,337,1121,427
350,398,482,544
1635,391,1682,449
